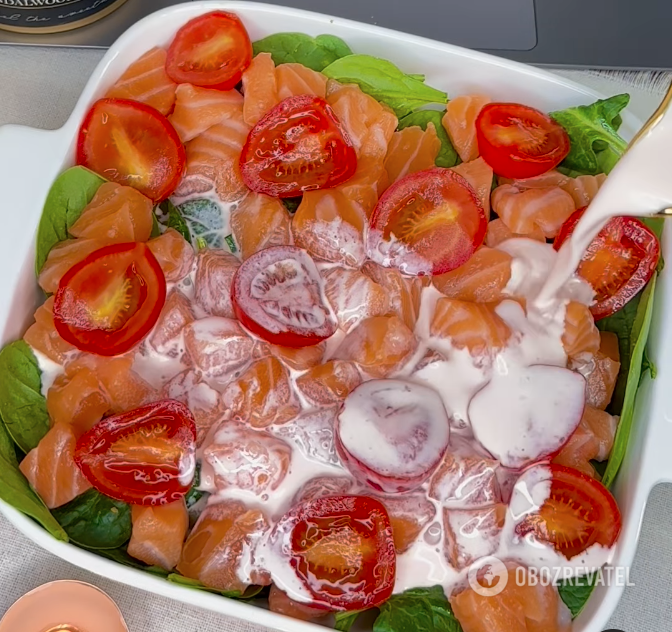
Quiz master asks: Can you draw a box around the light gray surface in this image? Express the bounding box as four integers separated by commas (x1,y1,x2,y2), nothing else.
1,45,672,632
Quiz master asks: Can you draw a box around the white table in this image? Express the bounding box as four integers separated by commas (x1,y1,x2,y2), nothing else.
1,45,672,632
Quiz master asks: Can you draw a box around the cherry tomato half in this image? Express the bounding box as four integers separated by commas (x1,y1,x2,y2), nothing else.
554,208,660,320
231,245,338,347
74,399,197,506
476,103,570,179
53,242,167,356
77,98,186,202
240,95,357,198
367,167,487,276
273,495,396,611
166,11,252,90
515,464,621,559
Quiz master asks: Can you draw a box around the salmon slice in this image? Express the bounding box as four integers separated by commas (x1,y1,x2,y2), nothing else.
371,493,435,554
230,192,291,260
498,170,570,189
562,301,600,363
432,247,512,303
169,84,244,143
296,360,362,407
69,182,154,243
276,63,327,100
444,504,506,570
19,423,92,509
105,47,177,116
491,184,576,239
430,298,511,355
269,343,325,371
149,288,195,354
38,238,108,294
442,95,491,163
193,249,240,319
147,228,195,282
586,331,621,410
485,218,545,247
24,296,76,364
128,500,189,570
269,585,329,621
560,173,607,208
177,501,271,593
47,366,110,437
451,157,494,214
552,405,618,478
242,52,279,126
384,123,441,183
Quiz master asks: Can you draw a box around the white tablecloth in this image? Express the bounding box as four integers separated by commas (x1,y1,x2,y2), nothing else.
1,45,672,632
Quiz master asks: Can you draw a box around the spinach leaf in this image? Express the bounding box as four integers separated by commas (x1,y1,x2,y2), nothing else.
52,488,131,550
397,110,460,168
159,199,192,243
94,547,169,576
252,33,353,71
323,55,447,119
600,273,657,488
335,610,366,631
0,341,50,453
35,166,106,273
167,574,263,599
282,196,303,214
374,586,462,632
550,94,630,175
558,574,597,618
150,213,162,239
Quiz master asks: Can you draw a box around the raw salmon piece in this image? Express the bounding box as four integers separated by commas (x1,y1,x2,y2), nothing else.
552,405,618,478
442,95,491,163
177,501,271,593
149,288,194,354
499,170,571,189
269,585,329,621
293,476,355,505
230,192,291,260
169,84,244,143
333,315,416,378
562,301,600,363
276,63,327,100
24,297,76,364
69,182,154,243
451,157,494,214
273,408,340,466
269,343,325,371
491,184,576,239
585,331,621,410
105,47,177,116
201,423,291,496
163,370,224,444
295,360,362,407
147,228,195,282
194,249,240,319
485,218,545,247
221,356,301,428
47,367,110,436
560,173,607,208
430,298,511,355
19,423,91,509
128,500,189,570
362,262,426,330
371,493,436,554
38,238,108,294
444,504,506,570
242,52,279,126
432,247,512,303
451,565,572,632
384,123,441,183
323,266,389,333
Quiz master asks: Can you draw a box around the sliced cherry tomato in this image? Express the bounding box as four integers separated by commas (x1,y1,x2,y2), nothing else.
554,208,659,320
74,399,197,506
239,95,357,198
77,98,186,202
166,11,252,90
53,242,166,356
476,103,570,179
273,495,396,611
367,167,487,276
231,245,338,347
515,464,621,559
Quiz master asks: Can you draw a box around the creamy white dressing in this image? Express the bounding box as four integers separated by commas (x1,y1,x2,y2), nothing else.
33,348,65,396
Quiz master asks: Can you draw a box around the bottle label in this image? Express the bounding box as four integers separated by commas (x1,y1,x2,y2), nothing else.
0,0,124,30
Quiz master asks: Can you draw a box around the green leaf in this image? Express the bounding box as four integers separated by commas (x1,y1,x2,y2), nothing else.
558,573,597,618
601,273,657,488
150,213,162,239
397,110,460,168
550,94,630,175
323,55,447,118
94,547,169,576
159,199,192,243
177,198,234,253
0,340,50,453
35,166,106,273
51,488,131,550
374,586,462,632
167,574,263,599
252,32,353,71
281,196,303,214
335,610,366,632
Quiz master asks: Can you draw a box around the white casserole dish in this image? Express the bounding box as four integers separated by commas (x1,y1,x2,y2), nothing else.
0,2,670,631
